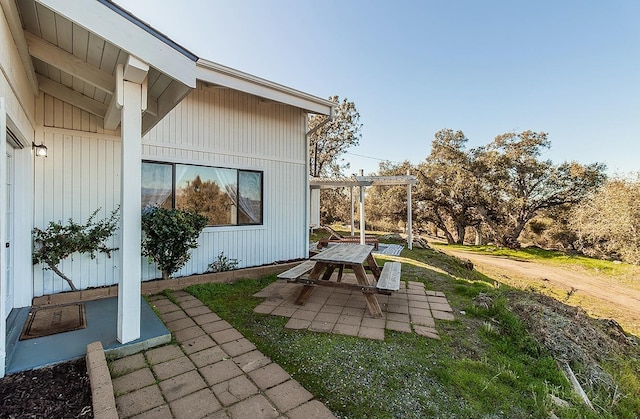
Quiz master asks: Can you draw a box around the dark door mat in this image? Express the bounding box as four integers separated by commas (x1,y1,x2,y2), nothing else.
19,303,87,340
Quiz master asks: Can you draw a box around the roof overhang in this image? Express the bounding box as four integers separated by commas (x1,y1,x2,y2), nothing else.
197,59,334,115
10,1,333,134
310,175,418,189
37,0,197,88
8,0,199,134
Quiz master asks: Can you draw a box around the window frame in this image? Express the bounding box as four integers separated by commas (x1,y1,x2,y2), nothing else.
142,160,264,227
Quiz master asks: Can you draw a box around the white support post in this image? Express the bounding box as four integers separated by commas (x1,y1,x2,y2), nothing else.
407,182,413,250
350,186,355,236
117,56,147,344
359,184,366,245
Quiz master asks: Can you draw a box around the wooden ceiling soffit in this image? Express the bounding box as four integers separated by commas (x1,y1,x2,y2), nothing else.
0,0,39,94
25,31,115,95
36,74,107,117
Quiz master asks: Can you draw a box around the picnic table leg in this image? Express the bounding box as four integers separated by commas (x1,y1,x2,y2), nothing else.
352,264,383,318
295,286,316,305
321,264,336,281
366,254,381,280
295,262,325,305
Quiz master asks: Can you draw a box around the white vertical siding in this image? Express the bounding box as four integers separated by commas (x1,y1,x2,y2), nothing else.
1,7,36,312
33,94,121,295
33,83,309,292
142,83,308,280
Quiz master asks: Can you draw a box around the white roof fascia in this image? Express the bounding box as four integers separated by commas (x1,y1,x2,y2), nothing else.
35,0,196,88
197,59,333,116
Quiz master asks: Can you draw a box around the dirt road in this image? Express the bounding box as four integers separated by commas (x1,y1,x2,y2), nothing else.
441,248,640,334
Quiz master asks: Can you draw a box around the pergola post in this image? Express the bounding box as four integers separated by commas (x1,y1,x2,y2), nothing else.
407,171,413,250
359,184,366,245
117,56,148,344
350,186,355,236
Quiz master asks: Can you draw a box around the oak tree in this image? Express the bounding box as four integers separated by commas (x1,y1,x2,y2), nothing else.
308,95,362,177
473,131,606,248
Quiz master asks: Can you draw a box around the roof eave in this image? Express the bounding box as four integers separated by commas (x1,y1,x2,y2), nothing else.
196,59,333,115
36,0,197,88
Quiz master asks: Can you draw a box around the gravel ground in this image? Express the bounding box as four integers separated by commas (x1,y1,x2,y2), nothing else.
0,359,93,418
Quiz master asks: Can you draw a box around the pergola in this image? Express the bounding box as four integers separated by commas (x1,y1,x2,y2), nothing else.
310,172,418,249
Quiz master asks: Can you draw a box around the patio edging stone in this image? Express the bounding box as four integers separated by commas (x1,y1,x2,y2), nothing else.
86,341,118,419
32,262,300,306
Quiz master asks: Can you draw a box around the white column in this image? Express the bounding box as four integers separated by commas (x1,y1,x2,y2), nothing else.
407,182,413,250
350,186,355,236
359,184,366,245
117,57,148,344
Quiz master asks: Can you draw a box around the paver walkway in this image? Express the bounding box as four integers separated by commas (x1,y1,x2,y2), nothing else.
110,291,336,418
254,278,455,340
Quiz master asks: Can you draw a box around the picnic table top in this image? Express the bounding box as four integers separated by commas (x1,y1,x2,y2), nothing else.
310,243,373,265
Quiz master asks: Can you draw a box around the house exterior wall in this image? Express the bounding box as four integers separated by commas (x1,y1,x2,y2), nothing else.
32,94,122,296
32,83,310,294
141,82,309,280
1,5,36,310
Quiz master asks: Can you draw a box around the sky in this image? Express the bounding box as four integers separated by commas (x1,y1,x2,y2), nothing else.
116,0,639,176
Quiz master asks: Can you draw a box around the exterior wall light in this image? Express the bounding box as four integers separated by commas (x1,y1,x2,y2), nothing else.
32,142,48,157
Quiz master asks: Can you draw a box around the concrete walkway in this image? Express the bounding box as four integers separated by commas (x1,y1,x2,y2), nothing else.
110,291,335,418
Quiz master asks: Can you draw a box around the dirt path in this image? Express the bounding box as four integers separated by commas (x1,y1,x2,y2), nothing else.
441,248,640,334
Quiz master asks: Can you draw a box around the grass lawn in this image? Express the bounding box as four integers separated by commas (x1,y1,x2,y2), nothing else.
438,243,639,278
183,246,640,418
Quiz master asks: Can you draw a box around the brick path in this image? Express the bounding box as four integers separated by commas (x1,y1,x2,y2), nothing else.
110,291,335,418
254,278,455,340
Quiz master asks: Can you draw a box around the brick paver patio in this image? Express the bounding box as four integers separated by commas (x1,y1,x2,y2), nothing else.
253,277,455,340
111,291,335,418
110,278,454,418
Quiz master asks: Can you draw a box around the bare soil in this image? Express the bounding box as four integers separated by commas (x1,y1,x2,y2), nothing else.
0,359,92,418
443,248,640,335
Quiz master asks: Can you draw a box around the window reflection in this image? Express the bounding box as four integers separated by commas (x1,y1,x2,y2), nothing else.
142,162,263,226
141,162,172,208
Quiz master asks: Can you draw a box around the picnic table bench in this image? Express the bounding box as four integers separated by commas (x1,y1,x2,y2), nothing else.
277,244,402,317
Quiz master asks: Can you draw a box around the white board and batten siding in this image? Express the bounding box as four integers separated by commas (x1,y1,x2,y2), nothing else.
33,84,310,293
33,94,122,296
141,83,309,280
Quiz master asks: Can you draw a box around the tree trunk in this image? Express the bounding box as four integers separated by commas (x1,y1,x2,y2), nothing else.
49,264,78,291
162,270,171,281
475,225,483,245
504,218,528,249
455,223,466,244
444,230,455,244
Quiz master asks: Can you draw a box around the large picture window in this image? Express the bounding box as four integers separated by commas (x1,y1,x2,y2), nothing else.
142,162,263,226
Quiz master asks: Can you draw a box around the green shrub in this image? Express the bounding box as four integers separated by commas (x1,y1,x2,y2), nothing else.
208,252,239,273
32,208,120,291
141,206,207,280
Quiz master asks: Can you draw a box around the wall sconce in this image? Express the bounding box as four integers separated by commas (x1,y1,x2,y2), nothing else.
32,142,48,157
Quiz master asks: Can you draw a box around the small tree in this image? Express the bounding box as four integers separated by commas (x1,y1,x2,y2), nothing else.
32,208,120,291
141,207,207,280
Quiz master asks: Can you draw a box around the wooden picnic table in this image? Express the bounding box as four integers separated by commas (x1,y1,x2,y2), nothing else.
293,243,385,317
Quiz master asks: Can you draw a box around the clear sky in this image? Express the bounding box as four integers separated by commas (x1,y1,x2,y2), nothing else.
116,0,639,176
